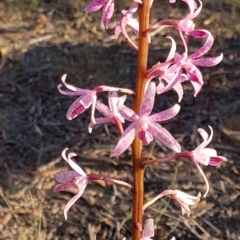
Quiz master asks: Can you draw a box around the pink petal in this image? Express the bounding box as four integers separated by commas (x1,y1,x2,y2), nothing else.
53,182,75,192
125,2,138,15
58,85,87,96
191,53,223,67
178,19,195,33
146,61,172,81
119,106,138,122
183,0,202,20
192,160,210,197
197,128,209,141
66,92,96,120
166,37,177,61
192,152,210,165
102,0,114,27
127,18,139,35
59,74,88,95
189,29,209,38
173,190,201,216
84,0,104,13
174,190,200,206
64,179,88,219
108,92,118,112
55,171,80,183
114,2,139,39
115,3,139,50
88,116,112,133
201,148,217,157
195,126,213,152
157,66,182,95
148,122,181,153
189,31,213,59
62,149,86,176
112,116,124,134
209,156,227,166
117,95,127,110
142,219,154,238
143,189,200,216
80,92,96,108
111,122,137,157
66,97,86,120
115,23,121,38
173,82,184,102
139,82,156,116
90,94,97,124
95,101,111,117
185,65,203,96
138,128,153,144
119,17,138,51
190,78,203,97
181,0,196,17
149,104,180,122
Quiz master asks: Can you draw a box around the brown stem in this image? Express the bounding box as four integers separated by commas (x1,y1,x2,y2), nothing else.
131,1,151,239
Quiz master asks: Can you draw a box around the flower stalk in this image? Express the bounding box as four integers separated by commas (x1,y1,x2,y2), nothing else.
132,0,151,239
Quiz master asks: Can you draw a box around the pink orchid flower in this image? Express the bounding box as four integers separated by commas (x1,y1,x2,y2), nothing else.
151,35,223,97
170,0,204,50
174,30,223,96
54,149,133,219
143,190,201,217
84,0,115,28
191,126,227,197
53,148,89,220
111,82,181,157
136,219,154,240
115,3,139,51
146,37,183,102
88,92,126,134
58,74,97,122
58,74,134,123
169,0,215,45
150,0,206,51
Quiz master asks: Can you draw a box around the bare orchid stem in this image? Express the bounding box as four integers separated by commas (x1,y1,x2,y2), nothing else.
131,0,151,239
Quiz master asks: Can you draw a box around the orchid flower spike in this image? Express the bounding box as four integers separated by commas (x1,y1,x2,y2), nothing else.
58,74,134,123
84,0,115,28
136,219,154,240
53,148,88,220
111,82,181,157
143,190,201,217
88,92,126,134
191,126,227,197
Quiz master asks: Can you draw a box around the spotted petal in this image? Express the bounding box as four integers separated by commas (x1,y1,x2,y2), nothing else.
111,122,137,157
148,122,181,153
